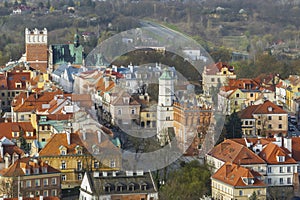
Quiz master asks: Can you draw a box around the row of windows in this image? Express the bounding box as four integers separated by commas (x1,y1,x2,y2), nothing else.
1,91,20,97
117,109,136,115
22,178,57,188
60,160,115,170
25,189,57,198
268,166,292,173
267,177,292,185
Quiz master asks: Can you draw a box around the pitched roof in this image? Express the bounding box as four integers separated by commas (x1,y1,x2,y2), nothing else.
259,142,297,164
212,162,266,188
207,139,266,165
0,122,36,140
39,132,87,156
0,157,60,177
85,171,157,195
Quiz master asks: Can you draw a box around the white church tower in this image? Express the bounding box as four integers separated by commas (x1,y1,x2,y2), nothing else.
157,67,175,146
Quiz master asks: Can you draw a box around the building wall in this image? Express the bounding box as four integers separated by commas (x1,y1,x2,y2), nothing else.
212,179,267,200
253,113,288,136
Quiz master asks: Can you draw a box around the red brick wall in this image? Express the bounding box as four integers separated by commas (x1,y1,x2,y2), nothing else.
26,44,48,62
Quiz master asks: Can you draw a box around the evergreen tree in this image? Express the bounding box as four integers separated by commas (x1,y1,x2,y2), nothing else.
249,192,258,200
224,110,242,139
4,1,9,8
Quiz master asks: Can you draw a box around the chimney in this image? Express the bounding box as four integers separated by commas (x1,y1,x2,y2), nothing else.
284,137,292,156
97,130,101,143
225,164,231,177
82,129,86,141
66,132,71,145
0,141,3,159
4,155,10,169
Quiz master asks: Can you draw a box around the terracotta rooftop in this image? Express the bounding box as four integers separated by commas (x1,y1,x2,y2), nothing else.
0,157,60,177
212,162,266,187
259,142,297,165
207,139,266,165
0,122,36,140
39,132,87,157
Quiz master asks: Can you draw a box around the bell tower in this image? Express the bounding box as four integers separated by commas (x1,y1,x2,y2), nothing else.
157,68,175,146
25,28,48,73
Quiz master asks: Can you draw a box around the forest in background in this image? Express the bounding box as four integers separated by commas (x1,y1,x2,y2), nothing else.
0,0,300,78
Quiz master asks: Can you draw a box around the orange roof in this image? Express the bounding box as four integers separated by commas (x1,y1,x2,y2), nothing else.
0,122,36,140
212,162,266,188
0,157,60,177
7,71,31,90
259,142,297,164
207,139,266,165
205,62,235,75
239,100,286,119
39,132,87,156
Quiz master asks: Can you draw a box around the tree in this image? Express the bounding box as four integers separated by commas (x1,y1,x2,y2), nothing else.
159,160,211,200
223,110,242,139
249,191,258,200
46,0,51,9
4,1,9,8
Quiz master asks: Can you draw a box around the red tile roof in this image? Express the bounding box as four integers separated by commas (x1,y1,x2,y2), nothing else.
259,142,297,165
212,162,266,187
0,122,36,140
207,139,266,165
39,132,87,156
0,157,60,177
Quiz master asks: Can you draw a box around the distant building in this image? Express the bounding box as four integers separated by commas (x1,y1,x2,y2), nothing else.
79,171,158,200
48,34,84,72
202,62,236,96
25,28,48,73
212,162,267,200
239,100,288,137
0,157,61,198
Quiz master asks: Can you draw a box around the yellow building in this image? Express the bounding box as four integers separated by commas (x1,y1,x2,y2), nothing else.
39,131,121,189
212,162,267,200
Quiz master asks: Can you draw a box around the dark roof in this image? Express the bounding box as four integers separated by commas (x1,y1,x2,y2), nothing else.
85,171,157,195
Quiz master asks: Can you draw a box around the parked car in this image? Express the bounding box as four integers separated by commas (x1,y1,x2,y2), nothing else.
289,125,296,131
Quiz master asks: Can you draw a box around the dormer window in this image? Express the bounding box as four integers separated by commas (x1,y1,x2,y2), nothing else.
268,106,273,112
104,183,111,192
26,169,30,175
128,182,135,191
59,145,67,155
42,167,47,173
123,97,129,104
242,177,254,185
277,156,285,162
75,145,83,155
34,168,39,174
140,182,147,190
26,132,32,137
12,132,19,137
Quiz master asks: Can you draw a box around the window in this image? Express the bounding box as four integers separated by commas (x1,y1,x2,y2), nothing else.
234,101,238,106
78,173,82,180
62,175,66,181
110,160,116,168
35,179,40,187
268,124,272,129
267,178,272,184
279,124,282,129
245,121,248,125
51,189,57,197
268,116,272,120
118,109,122,115
279,116,282,120
250,93,254,97
131,109,135,114
51,178,57,185
287,166,291,173
1,93,4,97
61,150,67,155
61,161,66,169
146,113,150,118
26,169,30,175
34,168,39,174
43,190,48,197
43,179,48,186
236,93,240,98
268,167,272,173
77,161,82,170
280,167,283,173
239,190,243,196
287,177,291,184
211,78,215,82
94,161,99,169
280,178,284,184
26,180,31,188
